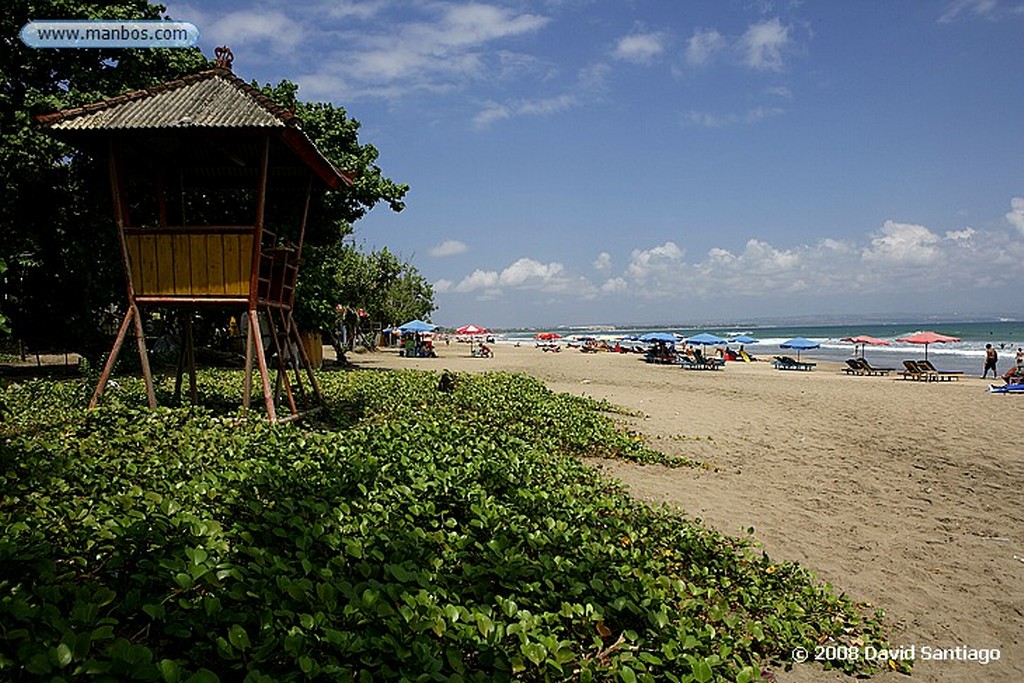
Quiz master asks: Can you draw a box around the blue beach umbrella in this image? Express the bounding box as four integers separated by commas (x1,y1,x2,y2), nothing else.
779,337,820,361
640,332,677,343
687,332,728,346
730,335,759,345
398,319,437,333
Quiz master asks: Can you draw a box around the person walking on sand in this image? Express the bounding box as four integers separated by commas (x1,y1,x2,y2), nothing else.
982,343,998,378
1016,347,1024,369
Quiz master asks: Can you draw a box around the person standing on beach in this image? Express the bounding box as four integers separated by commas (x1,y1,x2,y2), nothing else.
1016,347,1024,369
983,343,998,378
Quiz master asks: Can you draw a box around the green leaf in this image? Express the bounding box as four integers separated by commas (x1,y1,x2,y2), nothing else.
692,659,713,683
50,643,73,668
228,624,251,651
159,659,182,683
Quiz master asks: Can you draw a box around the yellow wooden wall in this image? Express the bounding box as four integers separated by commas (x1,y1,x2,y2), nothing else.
125,231,254,297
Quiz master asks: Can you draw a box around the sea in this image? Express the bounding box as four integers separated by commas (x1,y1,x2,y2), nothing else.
491,320,1024,376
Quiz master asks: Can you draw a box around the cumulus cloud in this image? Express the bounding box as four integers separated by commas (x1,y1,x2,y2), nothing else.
685,28,726,66
454,269,500,293
741,18,791,71
613,31,669,64
861,221,942,265
625,241,684,281
429,239,469,257
1006,197,1024,236
437,199,1024,312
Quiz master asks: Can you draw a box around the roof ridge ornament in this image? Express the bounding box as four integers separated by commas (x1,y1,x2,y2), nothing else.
215,46,234,70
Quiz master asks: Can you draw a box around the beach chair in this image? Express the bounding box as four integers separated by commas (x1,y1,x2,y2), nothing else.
844,358,867,375
916,359,963,381
859,359,894,376
900,360,932,381
773,355,816,371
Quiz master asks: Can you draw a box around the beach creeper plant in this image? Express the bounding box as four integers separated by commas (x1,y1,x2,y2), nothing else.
0,370,904,681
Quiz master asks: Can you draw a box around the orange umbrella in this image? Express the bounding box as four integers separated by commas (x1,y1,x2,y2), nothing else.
535,332,561,340
896,331,960,360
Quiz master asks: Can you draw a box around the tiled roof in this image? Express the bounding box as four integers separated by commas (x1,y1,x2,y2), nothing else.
37,67,293,130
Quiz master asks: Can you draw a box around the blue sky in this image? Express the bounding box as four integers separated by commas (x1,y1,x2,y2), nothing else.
166,0,1024,328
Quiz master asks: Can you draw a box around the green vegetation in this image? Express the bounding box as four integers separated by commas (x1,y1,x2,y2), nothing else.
1,370,901,681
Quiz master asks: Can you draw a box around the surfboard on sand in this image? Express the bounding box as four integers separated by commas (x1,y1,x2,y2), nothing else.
739,350,753,363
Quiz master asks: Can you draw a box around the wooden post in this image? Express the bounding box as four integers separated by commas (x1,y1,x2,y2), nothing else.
265,310,298,417
89,307,134,408
249,309,277,422
107,144,155,409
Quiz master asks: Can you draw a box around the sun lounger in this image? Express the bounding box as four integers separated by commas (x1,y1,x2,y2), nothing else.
772,355,816,371
900,359,935,381
844,358,867,375
859,359,894,376
680,357,724,370
916,359,962,381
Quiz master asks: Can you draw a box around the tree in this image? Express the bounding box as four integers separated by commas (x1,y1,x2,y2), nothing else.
295,243,435,356
0,0,208,354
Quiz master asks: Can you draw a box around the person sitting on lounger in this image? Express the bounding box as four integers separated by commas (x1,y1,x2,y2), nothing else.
998,364,1024,385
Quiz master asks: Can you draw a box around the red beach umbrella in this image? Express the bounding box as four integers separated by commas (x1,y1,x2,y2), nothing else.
456,324,487,335
840,335,891,359
535,332,561,340
895,331,961,361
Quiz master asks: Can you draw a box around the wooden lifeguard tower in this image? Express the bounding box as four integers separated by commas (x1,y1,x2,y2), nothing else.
37,49,351,421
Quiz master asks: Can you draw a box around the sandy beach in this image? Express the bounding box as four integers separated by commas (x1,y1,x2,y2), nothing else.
353,342,1023,683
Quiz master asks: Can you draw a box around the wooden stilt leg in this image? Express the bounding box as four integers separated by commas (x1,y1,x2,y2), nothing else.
131,303,157,409
249,309,277,422
266,311,298,417
280,310,307,407
174,315,187,403
90,307,134,408
243,311,254,410
185,315,197,404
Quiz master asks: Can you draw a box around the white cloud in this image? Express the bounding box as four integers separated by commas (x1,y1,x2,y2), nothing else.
438,200,1024,314
294,3,550,101
613,31,669,65
600,277,628,293
433,278,454,293
685,28,726,66
861,221,942,265
206,10,304,54
499,258,565,287
938,0,1000,23
683,106,784,127
472,63,609,128
454,269,500,293
429,239,469,257
1006,197,1024,236
741,18,791,71
626,241,684,281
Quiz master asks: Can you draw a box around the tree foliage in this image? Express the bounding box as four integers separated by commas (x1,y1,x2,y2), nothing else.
0,0,423,358
295,243,435,348
0,0,208,353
